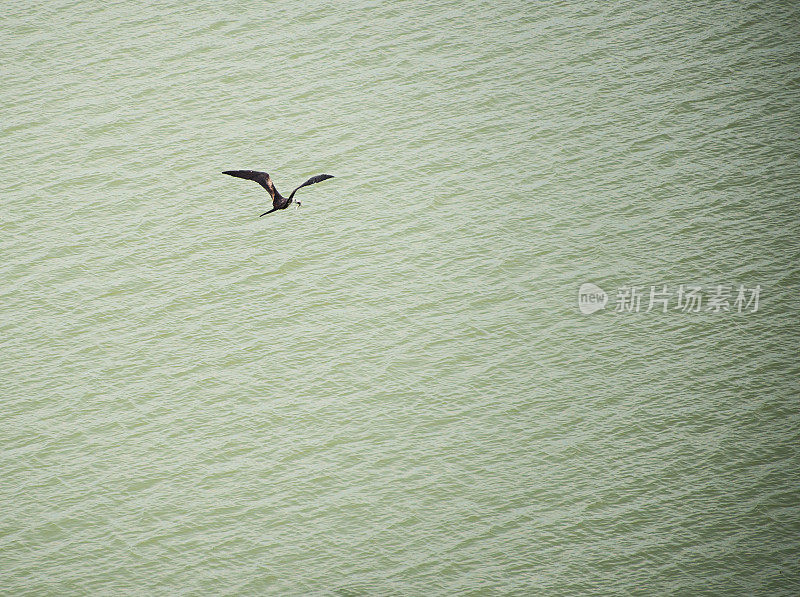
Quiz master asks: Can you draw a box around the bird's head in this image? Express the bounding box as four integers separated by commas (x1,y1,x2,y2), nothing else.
294,199,302,209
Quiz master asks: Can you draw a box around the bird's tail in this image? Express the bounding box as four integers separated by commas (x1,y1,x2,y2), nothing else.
259,208,278,217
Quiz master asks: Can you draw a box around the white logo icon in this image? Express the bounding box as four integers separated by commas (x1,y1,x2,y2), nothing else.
578,283,607,314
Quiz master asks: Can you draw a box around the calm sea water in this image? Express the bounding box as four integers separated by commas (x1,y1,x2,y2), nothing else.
2,1,799,594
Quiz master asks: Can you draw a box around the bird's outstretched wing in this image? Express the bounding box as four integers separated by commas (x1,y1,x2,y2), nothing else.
223,170,278,202
288,174,334,200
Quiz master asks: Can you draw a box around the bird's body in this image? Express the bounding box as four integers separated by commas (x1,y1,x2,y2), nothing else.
222,170,334,216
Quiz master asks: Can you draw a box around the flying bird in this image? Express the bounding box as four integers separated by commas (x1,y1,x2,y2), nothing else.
222,170,334,216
